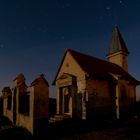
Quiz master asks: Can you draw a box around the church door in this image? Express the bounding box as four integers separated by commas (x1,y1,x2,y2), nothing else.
64,87,70,114
59,87,71,115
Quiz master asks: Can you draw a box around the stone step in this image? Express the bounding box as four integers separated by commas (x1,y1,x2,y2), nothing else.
48,114,71,124
54,114,64,120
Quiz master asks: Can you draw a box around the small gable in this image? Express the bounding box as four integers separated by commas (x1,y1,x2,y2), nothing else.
30,74,49,87
56,73,77,87
52,49,85,85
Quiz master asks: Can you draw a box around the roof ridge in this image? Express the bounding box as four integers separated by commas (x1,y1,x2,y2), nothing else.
67,48,122,68
52,48,140,85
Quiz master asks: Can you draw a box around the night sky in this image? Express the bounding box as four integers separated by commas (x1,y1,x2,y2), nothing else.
0,0,140,98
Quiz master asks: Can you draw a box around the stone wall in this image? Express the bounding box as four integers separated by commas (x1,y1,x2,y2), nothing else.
2,74,49,135
86,79,115,120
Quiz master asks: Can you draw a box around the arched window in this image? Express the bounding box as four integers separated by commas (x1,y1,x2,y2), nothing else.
120,85,127,101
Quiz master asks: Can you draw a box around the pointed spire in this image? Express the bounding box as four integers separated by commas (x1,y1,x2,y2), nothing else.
107,25,129,72
107,25,129,55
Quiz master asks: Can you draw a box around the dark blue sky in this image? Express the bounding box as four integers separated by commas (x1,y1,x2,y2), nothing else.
0,0,140,98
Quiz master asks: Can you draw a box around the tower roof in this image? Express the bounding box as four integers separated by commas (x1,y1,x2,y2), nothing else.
107,26,129,55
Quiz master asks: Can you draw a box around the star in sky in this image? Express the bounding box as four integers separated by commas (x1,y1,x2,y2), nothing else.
119,0,122,4
0,44,4,49
119,0,126,7
61,36,65,40
106,6,112,10
61,3,71,9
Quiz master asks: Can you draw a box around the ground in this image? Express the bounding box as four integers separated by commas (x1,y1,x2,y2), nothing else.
1,115,140,140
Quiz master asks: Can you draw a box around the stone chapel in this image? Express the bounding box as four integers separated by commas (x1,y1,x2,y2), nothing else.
52,26,140,121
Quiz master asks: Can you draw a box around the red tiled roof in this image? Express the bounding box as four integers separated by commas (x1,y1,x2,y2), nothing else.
52,48,140,85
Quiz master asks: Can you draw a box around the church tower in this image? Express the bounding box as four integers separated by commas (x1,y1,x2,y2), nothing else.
106,26,129,72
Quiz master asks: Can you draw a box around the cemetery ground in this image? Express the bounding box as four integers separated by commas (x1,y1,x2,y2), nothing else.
1,115,140,140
